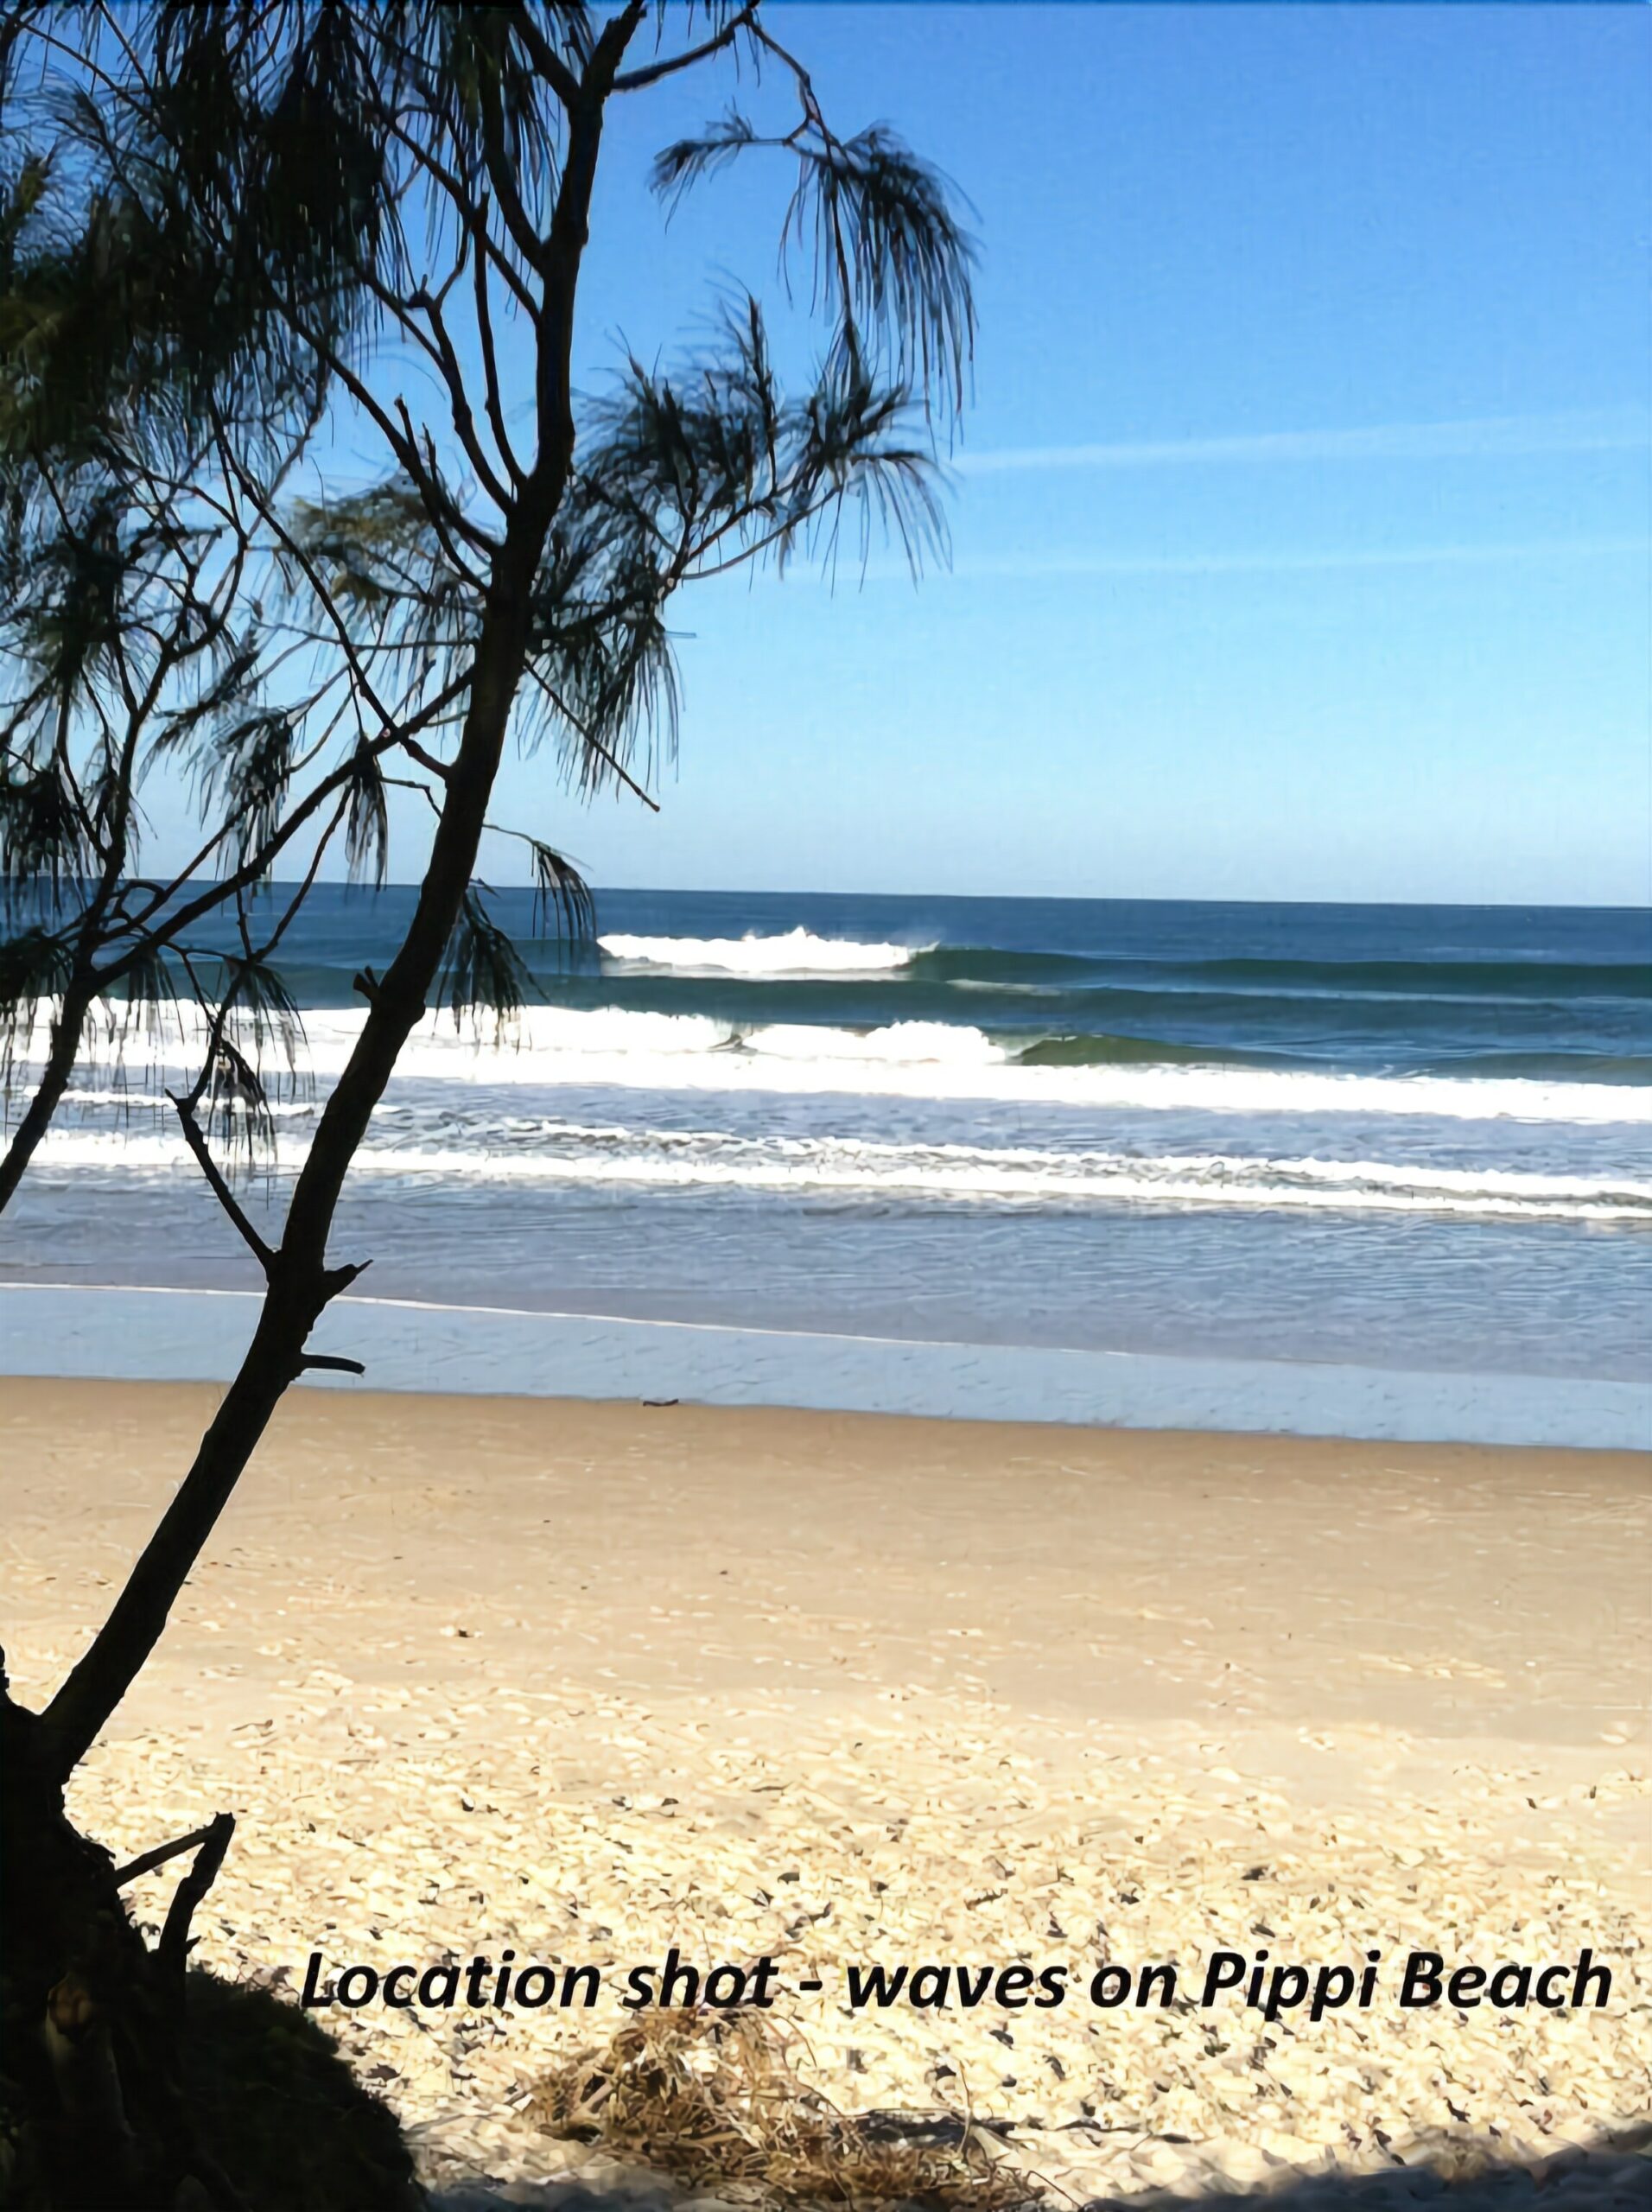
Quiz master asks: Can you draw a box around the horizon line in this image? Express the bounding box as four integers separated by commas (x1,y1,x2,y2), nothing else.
174,879,1652,916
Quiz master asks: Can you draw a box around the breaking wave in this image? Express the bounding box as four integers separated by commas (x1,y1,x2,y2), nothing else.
597,928,924,976
15,1001,1649,1122
294,1008,1652,1122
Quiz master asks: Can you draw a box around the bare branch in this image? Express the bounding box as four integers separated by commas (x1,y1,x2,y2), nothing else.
111,1823,219,1891
166,1084,275,1272
156,1810,235,1988
613,3,758,93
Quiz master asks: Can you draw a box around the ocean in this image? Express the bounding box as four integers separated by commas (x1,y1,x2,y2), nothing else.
3,889,1648,1440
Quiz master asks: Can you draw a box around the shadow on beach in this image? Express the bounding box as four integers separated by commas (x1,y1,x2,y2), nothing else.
429,2126,1652,2212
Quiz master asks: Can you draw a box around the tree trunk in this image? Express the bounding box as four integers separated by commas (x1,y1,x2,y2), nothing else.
36,18,637,1783
39,602,536,1779
3,24,643,2204
0,1670,235,2209
0,980,95,1217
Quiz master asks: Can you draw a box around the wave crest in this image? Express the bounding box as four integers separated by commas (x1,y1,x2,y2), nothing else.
598,927,924,976
19,1002,1649,1122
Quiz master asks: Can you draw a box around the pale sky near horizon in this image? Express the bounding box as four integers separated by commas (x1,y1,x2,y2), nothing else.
152,3,1652,906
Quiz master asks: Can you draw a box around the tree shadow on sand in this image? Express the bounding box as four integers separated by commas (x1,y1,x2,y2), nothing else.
429,2129,1651,2212
421,2012,1648,2212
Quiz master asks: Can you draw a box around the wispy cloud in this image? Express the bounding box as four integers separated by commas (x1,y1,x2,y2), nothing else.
847,536,1649,588
956,409,1651,476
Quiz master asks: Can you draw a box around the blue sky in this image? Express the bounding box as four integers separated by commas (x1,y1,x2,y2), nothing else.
175,3,1652,904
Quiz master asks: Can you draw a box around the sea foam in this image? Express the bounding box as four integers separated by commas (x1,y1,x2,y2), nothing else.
597,927,924,976
34,1117,1652,1224
13,1000,1651,1122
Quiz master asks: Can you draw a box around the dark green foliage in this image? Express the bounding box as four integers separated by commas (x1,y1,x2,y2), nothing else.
0,0,386,471
203,710,298,868
0,770,89,910
0,925,71,1008
652,37,976,425
342,739,391,887
199,947,304,1155
529,833,594,941
0,924,71,1094
105,935,178,1054
439,884,532,1039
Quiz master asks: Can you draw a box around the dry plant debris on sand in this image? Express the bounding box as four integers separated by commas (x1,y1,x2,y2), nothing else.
524,2005,1031,2208
8,1389,1646,2208
58,1672,1650,2209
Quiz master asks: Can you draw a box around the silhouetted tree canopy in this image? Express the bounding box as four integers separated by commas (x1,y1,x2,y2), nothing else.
2,7,975,2202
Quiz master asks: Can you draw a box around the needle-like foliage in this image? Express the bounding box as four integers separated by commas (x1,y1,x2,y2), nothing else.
3,0,975,1714
0,22,976,2200
437,884,532,1040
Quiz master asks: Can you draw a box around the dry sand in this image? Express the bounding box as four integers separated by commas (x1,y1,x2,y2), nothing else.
1,1379,1647,2205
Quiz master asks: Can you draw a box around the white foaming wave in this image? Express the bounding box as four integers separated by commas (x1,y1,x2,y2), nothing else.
598,927,924,976
737,1021,1007,1064
60,1085,320,1117
33,1120,1652,1224
12,1002,1649,1122
307,1007,1649,1122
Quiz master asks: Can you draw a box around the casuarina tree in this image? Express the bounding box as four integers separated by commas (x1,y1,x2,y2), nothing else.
0,430,594,1217
0,5,975,2205
0,13,585,1215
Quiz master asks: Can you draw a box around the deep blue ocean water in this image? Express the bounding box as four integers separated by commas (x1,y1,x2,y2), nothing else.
236,886,1649,1079
3,888,1648,1398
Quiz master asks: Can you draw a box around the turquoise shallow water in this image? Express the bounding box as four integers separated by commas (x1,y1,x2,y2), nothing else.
3,1287,1645,1449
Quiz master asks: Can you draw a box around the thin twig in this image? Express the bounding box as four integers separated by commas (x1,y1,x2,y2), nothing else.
157,1810,235,1988
111,1822,219,1890
168,1086,275,1270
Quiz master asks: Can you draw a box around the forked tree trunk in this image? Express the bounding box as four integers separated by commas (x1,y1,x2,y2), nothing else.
2,575,547,2212
0,977,98,1217
40,559,546,1779
2,23,640,2203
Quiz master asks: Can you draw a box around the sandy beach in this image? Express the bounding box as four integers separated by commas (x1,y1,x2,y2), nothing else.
2,1378,1647,2203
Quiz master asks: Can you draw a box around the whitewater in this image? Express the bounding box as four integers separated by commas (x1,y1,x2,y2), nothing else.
34,1115,1652,1226
595,926,924,975
3,888,1647,1398
16,1000,1650,1122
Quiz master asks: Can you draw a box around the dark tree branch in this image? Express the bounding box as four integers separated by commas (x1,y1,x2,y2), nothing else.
111,1822,220,1891
167,1085,275,1271
156,1810,234,1989
612,3,758,93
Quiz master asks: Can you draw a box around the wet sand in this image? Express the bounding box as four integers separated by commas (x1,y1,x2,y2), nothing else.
2,1380,1647,2199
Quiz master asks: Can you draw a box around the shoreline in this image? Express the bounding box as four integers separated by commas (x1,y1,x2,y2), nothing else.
3,1281,1647,1448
